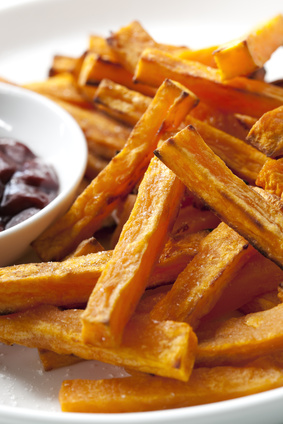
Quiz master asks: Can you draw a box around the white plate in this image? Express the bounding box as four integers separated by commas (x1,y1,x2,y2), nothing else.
0,0,283,423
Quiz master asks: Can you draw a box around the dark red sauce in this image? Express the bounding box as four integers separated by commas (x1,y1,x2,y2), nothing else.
0,138,59,231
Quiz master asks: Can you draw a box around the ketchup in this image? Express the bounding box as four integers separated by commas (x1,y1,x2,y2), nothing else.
0,138,59,231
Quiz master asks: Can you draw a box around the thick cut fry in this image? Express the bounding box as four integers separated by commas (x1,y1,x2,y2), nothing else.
94,79,151,126
81,157,185,347
135,48,283,118
0,305,197,381
247,106,283,157
184,115,267,183
178,45,218,68
24,73,93,109
151,222,255,328
94,80,266,182
197,303,283,366
172,204,220,235
204,248,283,321
59,359,283,412
256,157,283,198
154,125,283,269
214,15,283,80
48,54,83,78
33,79,197,261
107,20,188,74
0,229,206,314
78,51,155,97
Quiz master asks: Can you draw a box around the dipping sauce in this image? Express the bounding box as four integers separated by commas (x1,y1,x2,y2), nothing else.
0,138,59,231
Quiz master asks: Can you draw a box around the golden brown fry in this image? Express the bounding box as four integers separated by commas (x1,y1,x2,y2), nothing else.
178,45,218,68
184,115,267,183
204,248,283,321
247,106,283,157
48,54,83,78
107,20,188,74
135,48,283,118
197,303,283,366
94,80,265,182
85,151,109,180
154,125,283,269
151,222,255,328
214,14,283,80
59,359,283,412
33,79,198,261
24,73,93,109
0,228,206,314
0,305,197,381
94,79,151,126
81,157,185,347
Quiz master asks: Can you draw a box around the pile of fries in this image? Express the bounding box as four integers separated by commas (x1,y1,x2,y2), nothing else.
1,15,283,413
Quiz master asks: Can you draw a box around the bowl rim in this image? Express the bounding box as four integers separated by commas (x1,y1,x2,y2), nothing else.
0,81,88,242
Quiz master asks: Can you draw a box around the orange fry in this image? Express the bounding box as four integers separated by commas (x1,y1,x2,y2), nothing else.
154,125,283,269
33,79,197,261
81,156,185,347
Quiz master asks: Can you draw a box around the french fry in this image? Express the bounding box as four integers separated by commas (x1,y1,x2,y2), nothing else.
184,115,267,183
59,359,283,412
134,48,283,117
204,248,283,321
213,14,283,80
0,305,197,381
33,79,198,261
81,156,185,347
0,228,206,314
247,106,283,157
48,54,83,78
154,125,283,269
23,73,93,109
107,20,189,74
64,237,104,259
85,150,109,179
94,79,267,182
151,222,255,328
197,303,283,367
94,78,151,126
110,193,137,248
78,50,156,97
177,45,218,68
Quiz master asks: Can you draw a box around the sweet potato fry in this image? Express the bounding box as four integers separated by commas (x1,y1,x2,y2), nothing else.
204,249,283,321
214,14,283,80
59,359,283,412
172,204,220,235
197,303,283,367
134,48,283,117
184,115,267,183
247,106,283,157
48,54,83,78
0,228,206,314
177,45,218,68
0,305,197,381
256,157,283,198
94,78,151,126
85,150,109,179
64,237,104,259
154,125,283,269
81,156,185,347
107,20,188,74
33,79,197,261
151,222,255,328
78,50,155,97
94,80,266,182
24,73,93,109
